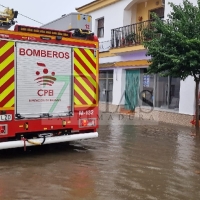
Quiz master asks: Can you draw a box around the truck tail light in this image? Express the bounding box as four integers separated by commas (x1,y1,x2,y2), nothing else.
0,125,7,135
79,118,96,128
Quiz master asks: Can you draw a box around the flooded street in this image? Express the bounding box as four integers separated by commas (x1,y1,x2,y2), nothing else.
0,113,200,200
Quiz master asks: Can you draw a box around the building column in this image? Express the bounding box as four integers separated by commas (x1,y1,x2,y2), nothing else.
167,76,171,108
179,76,195,115
112,68,125,107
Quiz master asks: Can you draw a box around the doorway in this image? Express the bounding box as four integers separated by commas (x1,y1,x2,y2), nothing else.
124,69,140,111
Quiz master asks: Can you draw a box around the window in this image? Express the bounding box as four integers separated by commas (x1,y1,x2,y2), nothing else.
149,7,164,20
141,72,154,107
156,75,180,110
155,75,169,108
140,70,180,110
99,70,113,102
97,18,104,38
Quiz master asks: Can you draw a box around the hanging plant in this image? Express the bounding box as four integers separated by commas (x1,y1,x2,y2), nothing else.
138,16,143,22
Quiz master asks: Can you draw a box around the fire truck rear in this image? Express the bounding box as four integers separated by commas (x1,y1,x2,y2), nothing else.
0,13,99,150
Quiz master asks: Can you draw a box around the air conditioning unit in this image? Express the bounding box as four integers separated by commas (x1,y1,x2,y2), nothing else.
162,0,165,6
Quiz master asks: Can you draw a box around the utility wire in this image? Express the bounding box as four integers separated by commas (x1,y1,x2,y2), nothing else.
0,4,44,25
18,13,43,25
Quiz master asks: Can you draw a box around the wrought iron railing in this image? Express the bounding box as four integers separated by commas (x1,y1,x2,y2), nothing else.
111,20,153,48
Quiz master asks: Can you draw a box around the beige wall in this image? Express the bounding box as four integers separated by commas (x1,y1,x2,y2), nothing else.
131,0,163,23
131,4,137,24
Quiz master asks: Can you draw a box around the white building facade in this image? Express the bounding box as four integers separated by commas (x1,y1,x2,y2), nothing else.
76,0,196,126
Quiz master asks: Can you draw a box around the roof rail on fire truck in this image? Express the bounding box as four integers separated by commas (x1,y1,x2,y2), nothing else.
14,25,73,38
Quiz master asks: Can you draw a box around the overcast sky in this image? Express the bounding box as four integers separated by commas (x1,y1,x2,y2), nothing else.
0,0,92,30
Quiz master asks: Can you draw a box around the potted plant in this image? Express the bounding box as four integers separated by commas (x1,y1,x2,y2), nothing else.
125,32,136,45
142,28,153,41
121,37,125,47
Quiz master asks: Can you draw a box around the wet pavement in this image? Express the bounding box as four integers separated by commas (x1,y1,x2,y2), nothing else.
0,113,200,200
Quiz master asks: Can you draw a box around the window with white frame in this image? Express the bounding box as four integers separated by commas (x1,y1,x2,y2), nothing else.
99,70,113,102
97,18,104,38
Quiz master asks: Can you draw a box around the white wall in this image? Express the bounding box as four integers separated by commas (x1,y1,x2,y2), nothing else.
89,0,133,42
123,9,132,26
112,68,126,105
179,76,195,115
93,0,197,115
131,4,137,24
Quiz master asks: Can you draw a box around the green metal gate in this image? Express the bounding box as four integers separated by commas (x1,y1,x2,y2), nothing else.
125,69,140,111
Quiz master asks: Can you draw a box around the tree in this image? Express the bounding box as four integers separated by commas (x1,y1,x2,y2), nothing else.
142,0,200,135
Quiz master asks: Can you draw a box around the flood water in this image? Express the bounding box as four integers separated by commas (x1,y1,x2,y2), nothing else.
0,113,200,200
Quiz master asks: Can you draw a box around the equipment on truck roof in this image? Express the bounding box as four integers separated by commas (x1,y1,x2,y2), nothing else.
41,12,93,38
0,7,18,30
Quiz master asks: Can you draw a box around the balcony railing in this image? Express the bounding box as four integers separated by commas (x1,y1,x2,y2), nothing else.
111,20,153,48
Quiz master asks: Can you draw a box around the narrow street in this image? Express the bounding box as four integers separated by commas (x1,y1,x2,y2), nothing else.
0,113,200,200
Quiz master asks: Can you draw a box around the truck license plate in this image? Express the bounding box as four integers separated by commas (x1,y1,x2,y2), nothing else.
0,114,12,121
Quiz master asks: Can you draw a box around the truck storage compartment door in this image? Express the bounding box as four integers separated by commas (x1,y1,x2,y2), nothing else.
15,42,73,118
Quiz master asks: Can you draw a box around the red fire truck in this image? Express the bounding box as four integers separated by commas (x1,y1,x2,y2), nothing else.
0,13,99,150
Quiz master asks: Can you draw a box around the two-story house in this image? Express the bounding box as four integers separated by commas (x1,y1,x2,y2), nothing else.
76,0,196,126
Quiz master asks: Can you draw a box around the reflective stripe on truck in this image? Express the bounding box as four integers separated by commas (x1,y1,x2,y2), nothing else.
0,40,15,110
74,48,97,107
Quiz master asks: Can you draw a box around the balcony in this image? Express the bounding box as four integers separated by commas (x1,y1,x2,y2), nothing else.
111,20,152,49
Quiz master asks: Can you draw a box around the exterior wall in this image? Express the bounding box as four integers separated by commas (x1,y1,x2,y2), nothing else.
100,50,150,63
100,50,149,107
136,0,163,22
131,4,137,24
179,76,195,115
124,8,132,26
88,0,132,42
112,68,124,105
89,0,165,51
121,69,126,105
80,0,197,119
100,68,126,106
99,103,193,127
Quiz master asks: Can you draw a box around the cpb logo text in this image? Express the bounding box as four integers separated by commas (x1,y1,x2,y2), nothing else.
37,89,54,97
